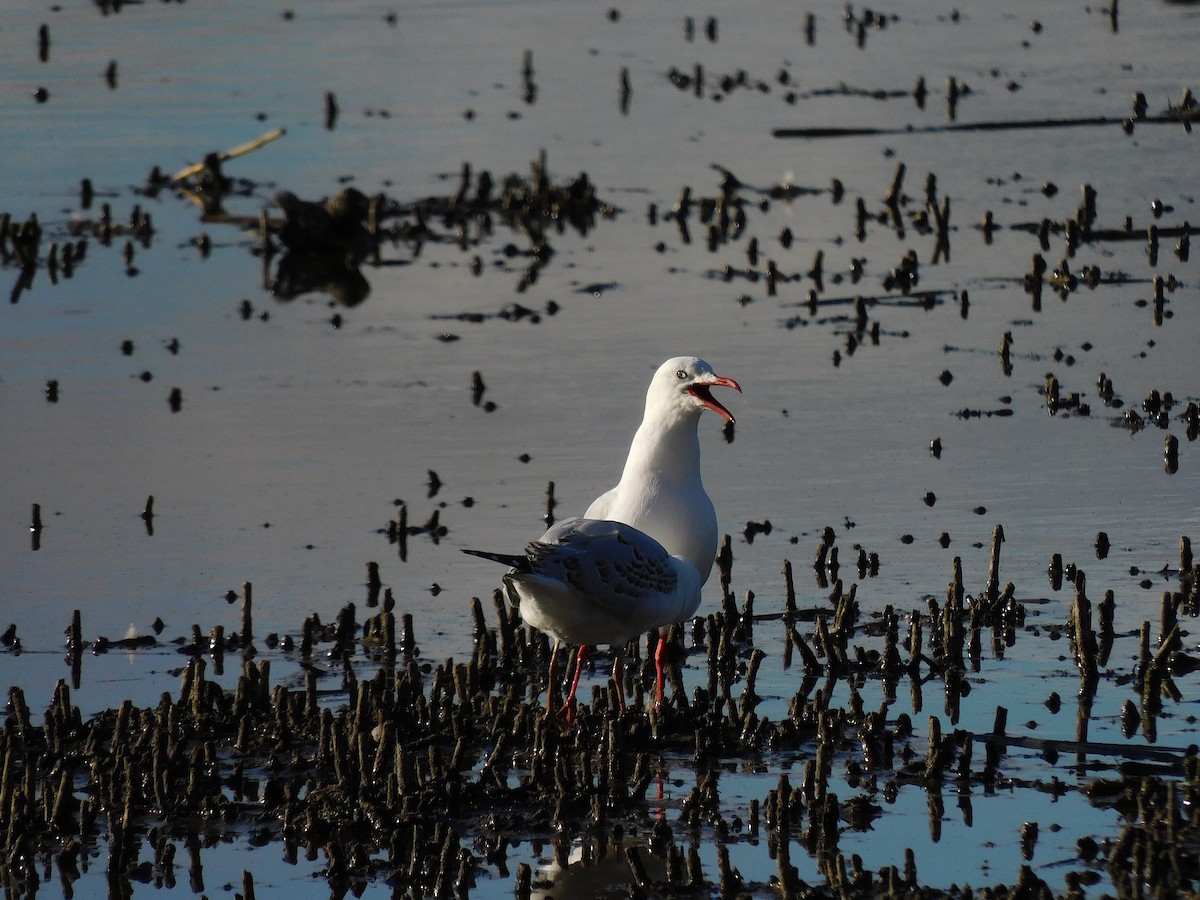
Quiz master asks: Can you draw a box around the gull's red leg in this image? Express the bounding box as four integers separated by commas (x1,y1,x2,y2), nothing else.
557,645,589,723
653,634,666,708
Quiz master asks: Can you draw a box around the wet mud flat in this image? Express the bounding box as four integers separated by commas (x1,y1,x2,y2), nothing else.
3,532,1200,899
4,0,1200,897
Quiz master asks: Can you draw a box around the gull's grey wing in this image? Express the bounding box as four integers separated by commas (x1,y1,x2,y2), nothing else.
525,518,680,614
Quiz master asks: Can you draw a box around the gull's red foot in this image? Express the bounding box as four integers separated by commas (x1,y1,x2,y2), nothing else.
555,697,578,725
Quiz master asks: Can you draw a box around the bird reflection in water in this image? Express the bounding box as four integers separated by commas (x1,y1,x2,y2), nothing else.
269,249,371,306
531,836,670,900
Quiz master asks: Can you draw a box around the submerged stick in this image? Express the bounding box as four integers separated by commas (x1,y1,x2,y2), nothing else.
773,115,1183,140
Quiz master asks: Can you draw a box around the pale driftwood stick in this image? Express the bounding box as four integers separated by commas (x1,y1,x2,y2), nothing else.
169,128,286,184
174,186,209,211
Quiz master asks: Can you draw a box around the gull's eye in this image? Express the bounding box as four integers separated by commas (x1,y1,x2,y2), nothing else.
676,369,688,380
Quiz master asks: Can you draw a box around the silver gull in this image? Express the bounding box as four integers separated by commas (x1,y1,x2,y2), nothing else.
465,356,740,719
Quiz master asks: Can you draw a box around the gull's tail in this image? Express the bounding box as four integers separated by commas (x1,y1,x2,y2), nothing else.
461,548,527,569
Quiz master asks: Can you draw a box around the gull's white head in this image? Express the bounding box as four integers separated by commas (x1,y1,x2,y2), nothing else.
647,356,742,424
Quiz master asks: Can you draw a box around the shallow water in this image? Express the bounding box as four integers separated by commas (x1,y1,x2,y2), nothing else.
3,0,1200,896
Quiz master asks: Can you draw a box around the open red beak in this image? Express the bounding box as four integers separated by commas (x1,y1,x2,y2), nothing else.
688,375,741,424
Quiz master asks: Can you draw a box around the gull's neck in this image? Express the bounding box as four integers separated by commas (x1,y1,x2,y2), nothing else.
618,406,703,487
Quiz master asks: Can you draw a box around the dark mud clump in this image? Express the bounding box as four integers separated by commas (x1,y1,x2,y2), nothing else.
4,529,1200,898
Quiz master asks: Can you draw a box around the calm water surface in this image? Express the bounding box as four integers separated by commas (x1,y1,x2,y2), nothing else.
2,0,1200,895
